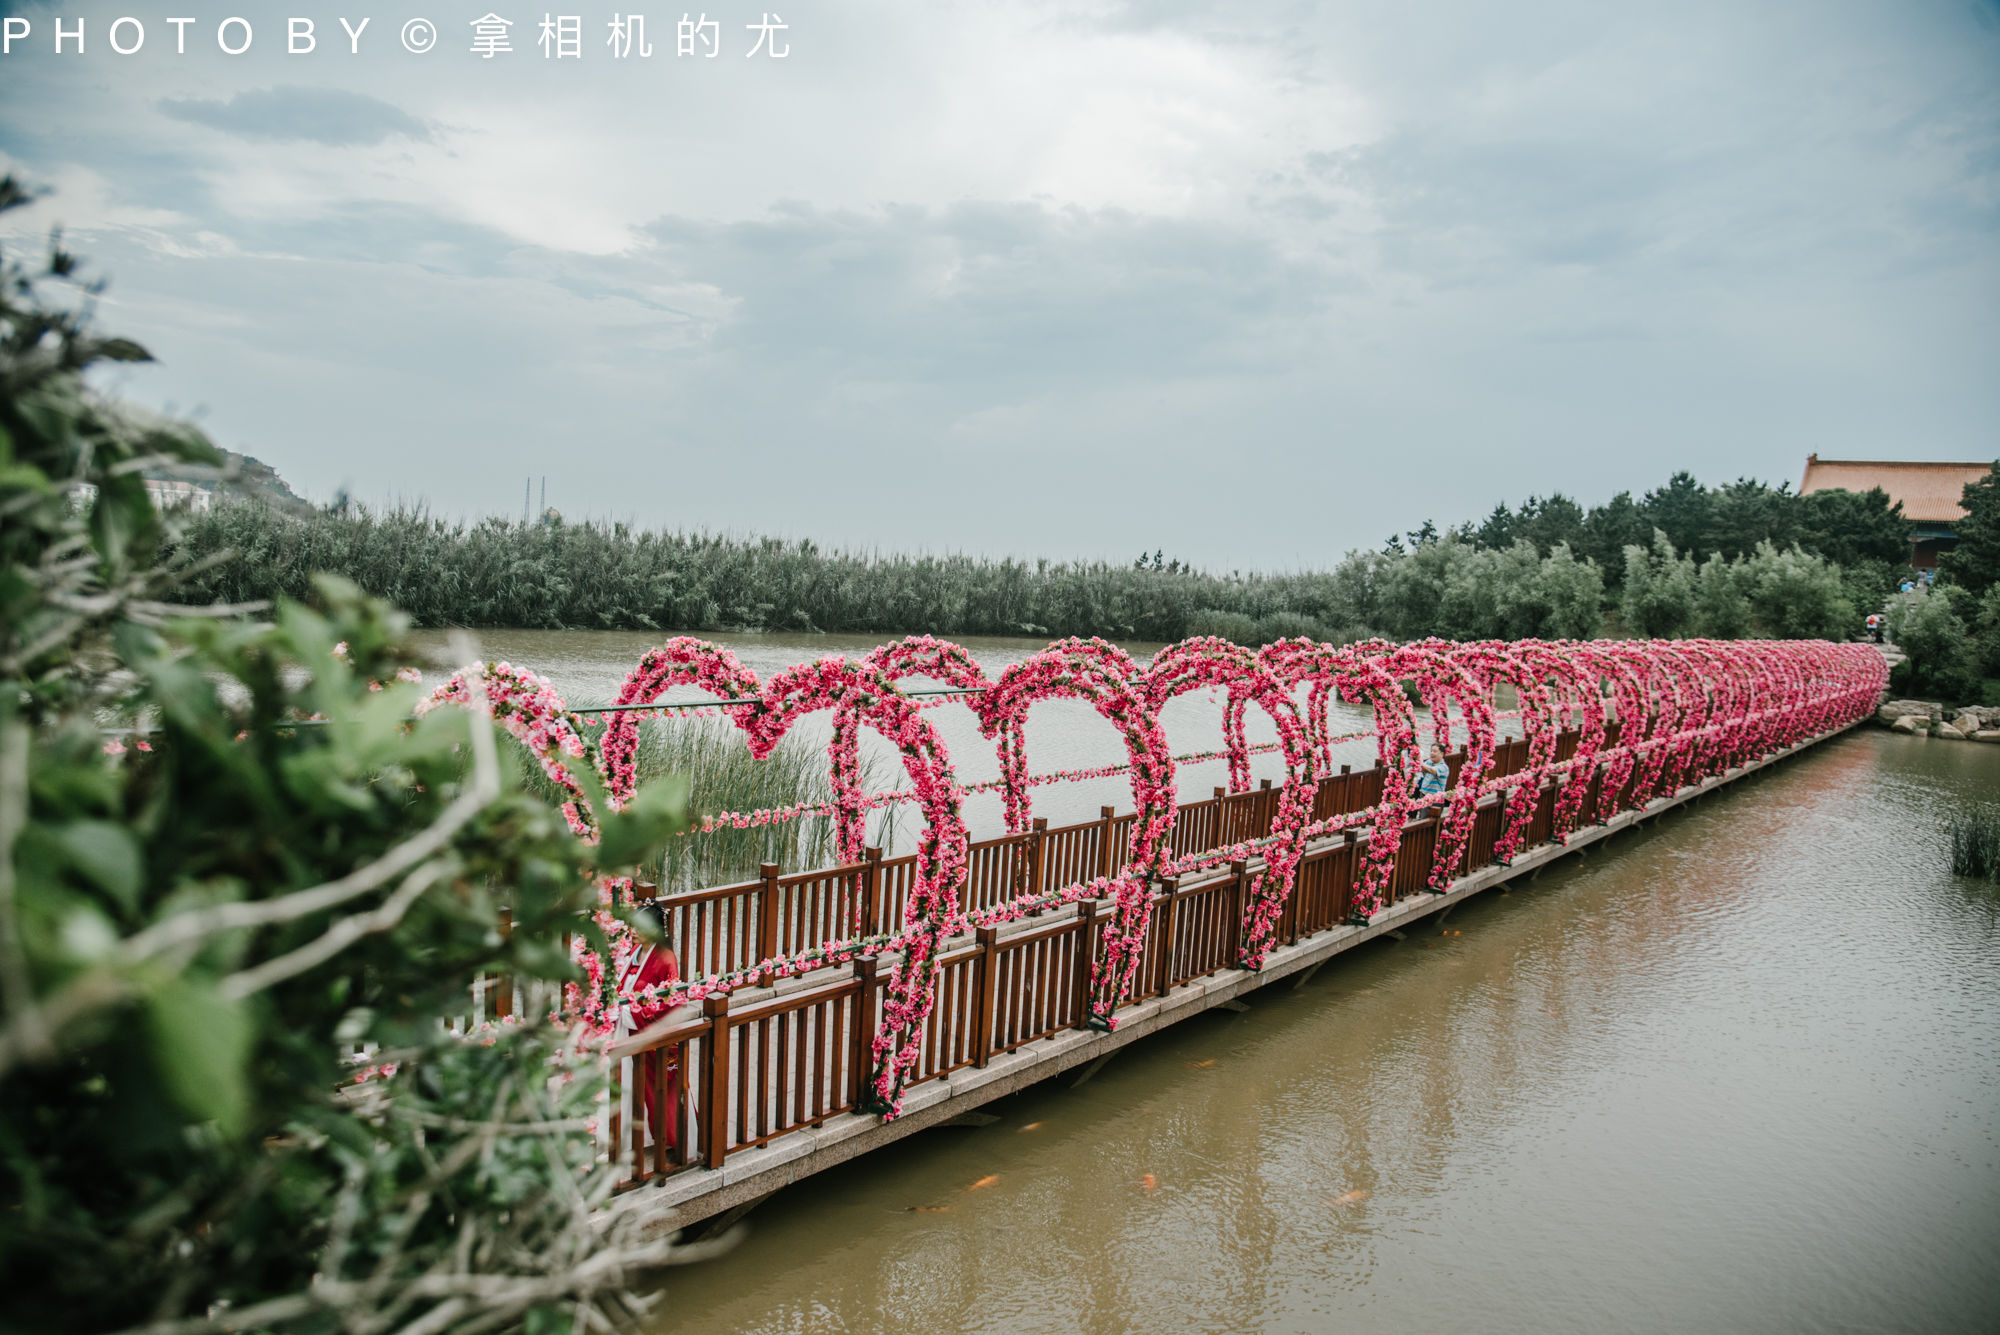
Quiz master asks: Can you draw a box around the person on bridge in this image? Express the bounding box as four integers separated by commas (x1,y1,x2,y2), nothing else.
1416,742,1451,802
617,902,685,1153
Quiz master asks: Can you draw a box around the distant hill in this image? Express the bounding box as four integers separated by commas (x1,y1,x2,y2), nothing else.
151,447,305,506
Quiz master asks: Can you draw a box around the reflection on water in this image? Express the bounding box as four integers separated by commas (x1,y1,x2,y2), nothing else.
642,730,2000,1334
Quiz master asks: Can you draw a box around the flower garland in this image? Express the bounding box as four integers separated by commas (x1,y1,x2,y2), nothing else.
1143,638,1317,968
1360,639,1499,890
1257,639,1420,921
749,658,969,1116
417,661,599,838
975,639,1174,1025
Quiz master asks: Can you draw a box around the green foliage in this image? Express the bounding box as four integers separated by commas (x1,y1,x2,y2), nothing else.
0,178,689,1333
1367,538,1601,641
1886,589,1980,703
587,713,859,891
1948,808,2000,881
1742,541,1856,641
1620,532,1696,638
1799,487,1914,569
1941,462,2000,595
1692,552,1754,638
1463,469,1911,594
1973,584,2000,678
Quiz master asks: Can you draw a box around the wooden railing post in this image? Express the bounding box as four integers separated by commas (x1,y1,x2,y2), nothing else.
1339,763,1353,814
1258,778,1274,836
1227,859,1249,963
1096,806,1116,881
1030,817,1048,903
851,956,879,1109
701,993,731,1169
860,846,882,938
1341,830,1359,921
973,926,1000,1068
490,907,513,1020
757,862,781,977
1153,877,1179,998
1074,900,1102,1028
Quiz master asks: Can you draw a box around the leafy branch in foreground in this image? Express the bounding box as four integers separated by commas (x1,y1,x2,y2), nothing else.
0,176,698,1334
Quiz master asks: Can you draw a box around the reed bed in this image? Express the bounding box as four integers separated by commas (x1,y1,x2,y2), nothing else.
1948,808,2000,882
509,711,899,892
170,501,1381,644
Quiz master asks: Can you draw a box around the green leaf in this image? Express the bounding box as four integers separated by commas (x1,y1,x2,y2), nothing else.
145,979,251,1137
522,1306,568,1335
55,820,143,913
592,774,690,870
91,336,153,363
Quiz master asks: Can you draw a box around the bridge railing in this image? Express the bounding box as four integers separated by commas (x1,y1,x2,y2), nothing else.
577,636,1886,1190
602,727,1627,1186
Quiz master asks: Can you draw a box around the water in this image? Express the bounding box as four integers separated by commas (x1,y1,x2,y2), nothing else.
635,728,2000,1334
412,631,2000,1330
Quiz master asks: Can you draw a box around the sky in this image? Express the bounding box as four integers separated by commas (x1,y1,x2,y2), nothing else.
1,0,1996,568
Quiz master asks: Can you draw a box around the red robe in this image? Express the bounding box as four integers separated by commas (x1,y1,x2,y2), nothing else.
620,946,683,1152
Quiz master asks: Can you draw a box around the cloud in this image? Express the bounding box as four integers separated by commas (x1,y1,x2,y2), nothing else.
159,87,430,147
0,0,1993,566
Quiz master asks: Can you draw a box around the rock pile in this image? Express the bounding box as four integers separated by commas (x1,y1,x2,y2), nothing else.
1877,699,2000,742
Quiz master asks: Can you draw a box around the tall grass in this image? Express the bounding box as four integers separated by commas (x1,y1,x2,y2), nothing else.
1949,808,2000,882
510,712,901,891
170,501,1392,643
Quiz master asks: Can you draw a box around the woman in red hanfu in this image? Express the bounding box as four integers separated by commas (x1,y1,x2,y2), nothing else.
616,903,684,1153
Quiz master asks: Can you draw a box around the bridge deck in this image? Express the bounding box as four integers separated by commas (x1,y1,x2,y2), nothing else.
606,720,1855,1236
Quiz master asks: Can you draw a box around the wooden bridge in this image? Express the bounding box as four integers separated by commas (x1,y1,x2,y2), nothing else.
549,636,1882,1237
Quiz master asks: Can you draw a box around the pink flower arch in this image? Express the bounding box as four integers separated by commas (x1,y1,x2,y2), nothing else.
974,639,1173,1024
1144,637,1317,968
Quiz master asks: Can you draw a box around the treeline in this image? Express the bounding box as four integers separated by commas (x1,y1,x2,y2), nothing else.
167,468,1925,644
168,503,1609,643
1397,469,1911,589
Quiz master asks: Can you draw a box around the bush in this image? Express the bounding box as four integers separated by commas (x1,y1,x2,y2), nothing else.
1692,552,1754,638
1743,541,1856,640
1887,589,1981,703
1620,531,1696,637
0,178,691,1334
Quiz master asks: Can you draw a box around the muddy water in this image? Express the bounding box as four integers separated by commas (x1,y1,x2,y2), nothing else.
636,729,2000,1334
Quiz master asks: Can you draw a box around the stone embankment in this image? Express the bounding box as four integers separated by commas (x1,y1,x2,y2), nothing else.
1876,699,2000,742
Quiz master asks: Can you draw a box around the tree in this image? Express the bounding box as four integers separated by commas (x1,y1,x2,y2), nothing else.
1640,471,1715,556
1886,590,1980,702
1941,462,2000,594
1474,503,1516,550
0,179,692,1334
1581,491,1651,586
1708,477,1800,559
1797,486,1911,569
1743,541,1855,640
1511,493,1588,557
1620,531,1697,637
1530,542,1605,639
1974,584,2000,679
1691,553,1754,638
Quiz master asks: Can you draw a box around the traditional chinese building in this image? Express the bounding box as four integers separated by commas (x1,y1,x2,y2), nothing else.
1799,454,1992,569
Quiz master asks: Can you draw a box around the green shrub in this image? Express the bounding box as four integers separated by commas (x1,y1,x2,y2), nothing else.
1621,532,1696,637
1888,590,1981,703
0,177,690,1334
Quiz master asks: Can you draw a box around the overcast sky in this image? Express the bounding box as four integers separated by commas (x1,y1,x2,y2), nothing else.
2,0,1995,567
